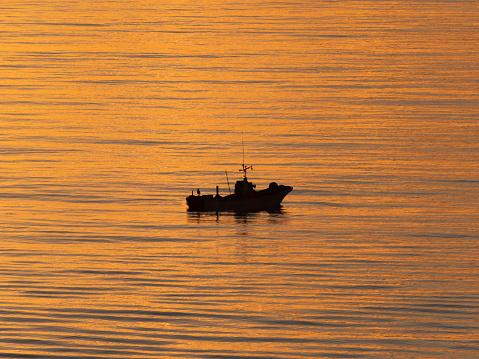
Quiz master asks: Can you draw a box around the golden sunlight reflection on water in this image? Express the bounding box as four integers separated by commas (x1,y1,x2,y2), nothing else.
0,0,478,358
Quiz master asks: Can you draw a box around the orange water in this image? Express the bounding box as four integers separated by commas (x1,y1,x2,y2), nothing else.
1,1,478,358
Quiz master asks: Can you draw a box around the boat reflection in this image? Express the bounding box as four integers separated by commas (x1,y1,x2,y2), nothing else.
186,206,288,226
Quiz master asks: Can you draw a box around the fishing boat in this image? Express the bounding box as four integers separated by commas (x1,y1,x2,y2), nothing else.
186,163,293,212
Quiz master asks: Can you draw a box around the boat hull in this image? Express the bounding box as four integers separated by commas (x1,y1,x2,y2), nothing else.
186,185,292,212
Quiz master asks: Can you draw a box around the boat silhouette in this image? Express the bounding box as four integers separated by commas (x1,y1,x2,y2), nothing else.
186,163,293,212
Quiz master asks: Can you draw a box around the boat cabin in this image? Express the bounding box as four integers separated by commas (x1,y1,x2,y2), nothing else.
234,178,256,196
234,163,256,196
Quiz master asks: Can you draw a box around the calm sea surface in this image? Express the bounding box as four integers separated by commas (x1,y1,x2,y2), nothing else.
1,1,478,358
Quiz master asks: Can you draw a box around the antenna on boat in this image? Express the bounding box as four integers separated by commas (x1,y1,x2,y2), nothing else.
242,131,245,168
240,131,253,179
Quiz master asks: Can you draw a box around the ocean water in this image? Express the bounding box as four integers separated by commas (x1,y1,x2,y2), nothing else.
1,0,478,358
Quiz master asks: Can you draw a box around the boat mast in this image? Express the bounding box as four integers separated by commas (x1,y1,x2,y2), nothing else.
225,170,232,194
240,131,252,179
